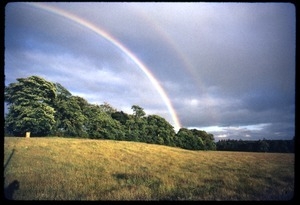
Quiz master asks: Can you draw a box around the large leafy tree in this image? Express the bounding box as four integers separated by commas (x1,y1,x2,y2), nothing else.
99,102,117,114
125,117,147,142
111,111,129,125
190,129,216,150
131,105,146,119
85,104,125,140
176,128,206,150
145,115,176,146
96,112,125,140
53,94,87,137
123,105,147,141
88,102,124,139
5,76,57,136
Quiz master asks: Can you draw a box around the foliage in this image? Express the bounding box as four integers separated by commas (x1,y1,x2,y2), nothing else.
4,75,293,153
5,76,57,136
91,112,125,140
175,128,216,150
111,111,129,125
4,75,215,150
145,115,176,146
131,105,146,119
82,104,125,140
5,76,56,106
124,117,147,142
53,95,87,137
216,139,294,153
99,102,117,114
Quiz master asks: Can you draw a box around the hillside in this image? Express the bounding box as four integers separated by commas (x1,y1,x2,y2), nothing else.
4,137,294,200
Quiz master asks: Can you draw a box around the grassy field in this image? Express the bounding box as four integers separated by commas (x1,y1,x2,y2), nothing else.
4,137,294,200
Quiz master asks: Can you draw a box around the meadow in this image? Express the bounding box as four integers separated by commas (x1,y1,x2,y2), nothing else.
4,137,294,200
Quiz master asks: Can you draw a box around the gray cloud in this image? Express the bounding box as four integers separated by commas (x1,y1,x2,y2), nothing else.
5,2,295,139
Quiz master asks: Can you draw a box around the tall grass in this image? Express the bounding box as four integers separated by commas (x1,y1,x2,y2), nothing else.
4,137,294,200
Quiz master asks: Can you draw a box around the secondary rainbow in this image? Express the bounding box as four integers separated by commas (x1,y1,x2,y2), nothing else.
28,2,181,131
133,5,207,95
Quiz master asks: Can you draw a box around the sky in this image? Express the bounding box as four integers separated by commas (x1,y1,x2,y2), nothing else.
5,2,295,141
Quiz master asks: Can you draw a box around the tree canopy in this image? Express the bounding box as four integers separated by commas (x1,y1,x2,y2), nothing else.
5,76,56,136
5,75,292,153
4,75,217,151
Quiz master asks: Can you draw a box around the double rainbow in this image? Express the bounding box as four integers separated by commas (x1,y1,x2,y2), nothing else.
29,3,182,131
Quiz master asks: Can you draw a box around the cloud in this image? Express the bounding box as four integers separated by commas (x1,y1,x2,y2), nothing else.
200,123,294,141
5,2,295,140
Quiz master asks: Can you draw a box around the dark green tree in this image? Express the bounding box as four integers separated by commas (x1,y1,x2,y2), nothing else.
53,95,87,137
95,112,125,140
191,129,216,150
55,83,72,99
176,128,200,150
5,76,57,136
99,102,117,114
84,104,125,140
51,84,88,137
175,128,216,150
111,111,129,125
145,115,176,146
125,116,147,142
257,139,270,152
131,105,146,119
82,104,101,138
123,105,147,141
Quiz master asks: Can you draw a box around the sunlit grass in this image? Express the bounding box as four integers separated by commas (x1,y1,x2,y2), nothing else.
4,137,294,200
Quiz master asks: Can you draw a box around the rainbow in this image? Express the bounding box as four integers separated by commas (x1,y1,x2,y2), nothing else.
130,5,219,126
28,2,181,131
130,4,206,94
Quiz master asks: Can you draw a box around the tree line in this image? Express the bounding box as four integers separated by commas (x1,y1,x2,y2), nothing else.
216,139,294,153
4,76,216,151
5,76,294,153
